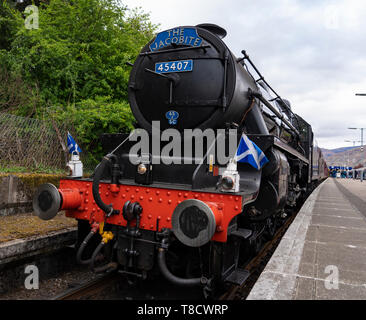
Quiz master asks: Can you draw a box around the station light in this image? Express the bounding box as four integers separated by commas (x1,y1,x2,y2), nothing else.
348,127,366,152
354,94,366,151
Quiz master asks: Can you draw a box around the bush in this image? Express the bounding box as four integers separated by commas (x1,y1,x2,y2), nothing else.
53,96,135,165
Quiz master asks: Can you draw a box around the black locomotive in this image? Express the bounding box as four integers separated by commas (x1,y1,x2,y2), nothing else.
33,23,327,297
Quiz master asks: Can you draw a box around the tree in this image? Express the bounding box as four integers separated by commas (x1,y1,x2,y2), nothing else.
0,0,158,166
0,1,23,50
3,0,157,107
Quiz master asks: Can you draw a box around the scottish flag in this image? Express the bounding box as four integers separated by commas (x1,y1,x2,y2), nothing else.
235,134,269,170
67,132,82,154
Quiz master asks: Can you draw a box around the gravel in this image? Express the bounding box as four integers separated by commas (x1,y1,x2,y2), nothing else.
0,265,97,300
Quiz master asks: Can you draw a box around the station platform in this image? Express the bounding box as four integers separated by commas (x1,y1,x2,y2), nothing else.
247,178,366,300
0,212,76,244
0,212,76,266
0,211,77,294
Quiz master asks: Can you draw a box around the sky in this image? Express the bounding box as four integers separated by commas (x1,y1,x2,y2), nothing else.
122,0,366,149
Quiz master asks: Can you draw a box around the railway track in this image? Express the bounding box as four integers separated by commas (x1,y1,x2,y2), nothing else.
219,214,296,300
51,271,119,300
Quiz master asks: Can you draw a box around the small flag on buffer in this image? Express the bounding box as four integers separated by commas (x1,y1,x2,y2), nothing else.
235,134,269,170
67,132,82,154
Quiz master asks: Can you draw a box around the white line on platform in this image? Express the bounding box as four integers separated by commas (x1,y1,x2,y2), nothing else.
311,213,364,220
310,224,366,231
261,270,366,288
313,207,356,211
302,240,366,250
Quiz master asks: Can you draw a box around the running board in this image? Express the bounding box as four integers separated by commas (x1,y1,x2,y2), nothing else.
230,228,252,240
224,268,250,286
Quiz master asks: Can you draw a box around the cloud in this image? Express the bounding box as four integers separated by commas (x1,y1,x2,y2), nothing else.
123,0,366,149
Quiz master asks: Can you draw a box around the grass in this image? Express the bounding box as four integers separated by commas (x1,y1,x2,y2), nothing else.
0,165,66,174
0,165,93,176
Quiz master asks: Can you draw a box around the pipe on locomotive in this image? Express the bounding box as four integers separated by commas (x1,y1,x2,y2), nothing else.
90,241,118,273
75,221,101,265
248,88,300,136
92,154,120,217
76,231,96,265
157,238,207,287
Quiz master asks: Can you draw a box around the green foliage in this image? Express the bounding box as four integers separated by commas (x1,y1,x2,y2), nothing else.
0,66,40,115
0,1,23,50
2,0,156,106
0,0,157,168
53,96,135,165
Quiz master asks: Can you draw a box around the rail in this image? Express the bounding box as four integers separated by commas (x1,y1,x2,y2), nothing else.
51,271,119,300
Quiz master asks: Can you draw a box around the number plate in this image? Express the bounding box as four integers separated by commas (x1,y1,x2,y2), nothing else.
155,60,193,74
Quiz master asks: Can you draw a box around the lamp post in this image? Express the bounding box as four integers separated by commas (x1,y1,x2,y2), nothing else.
354,93,366,151
348,127,366,151
344,139,361,147
344,140,360,172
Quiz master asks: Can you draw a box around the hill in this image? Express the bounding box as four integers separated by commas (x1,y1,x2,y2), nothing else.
321,146,366,168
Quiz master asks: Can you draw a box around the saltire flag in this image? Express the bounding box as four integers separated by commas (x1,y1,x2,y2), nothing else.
235,134,269,170
67,131,82,154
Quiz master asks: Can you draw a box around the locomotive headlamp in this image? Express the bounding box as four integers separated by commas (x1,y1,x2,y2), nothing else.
66,152,83,178
218,159,240,193
221,176,234,190
171,199,221,247
135,153,153,184
137,163,147,175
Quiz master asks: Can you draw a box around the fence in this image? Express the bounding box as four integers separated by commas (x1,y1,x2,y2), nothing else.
0,112,70,171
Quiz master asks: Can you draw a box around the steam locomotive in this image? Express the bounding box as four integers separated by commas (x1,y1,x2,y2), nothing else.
33,24,327,296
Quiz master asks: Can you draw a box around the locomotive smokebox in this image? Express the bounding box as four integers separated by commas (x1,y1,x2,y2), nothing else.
171,199,222,247
128,24,258,132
